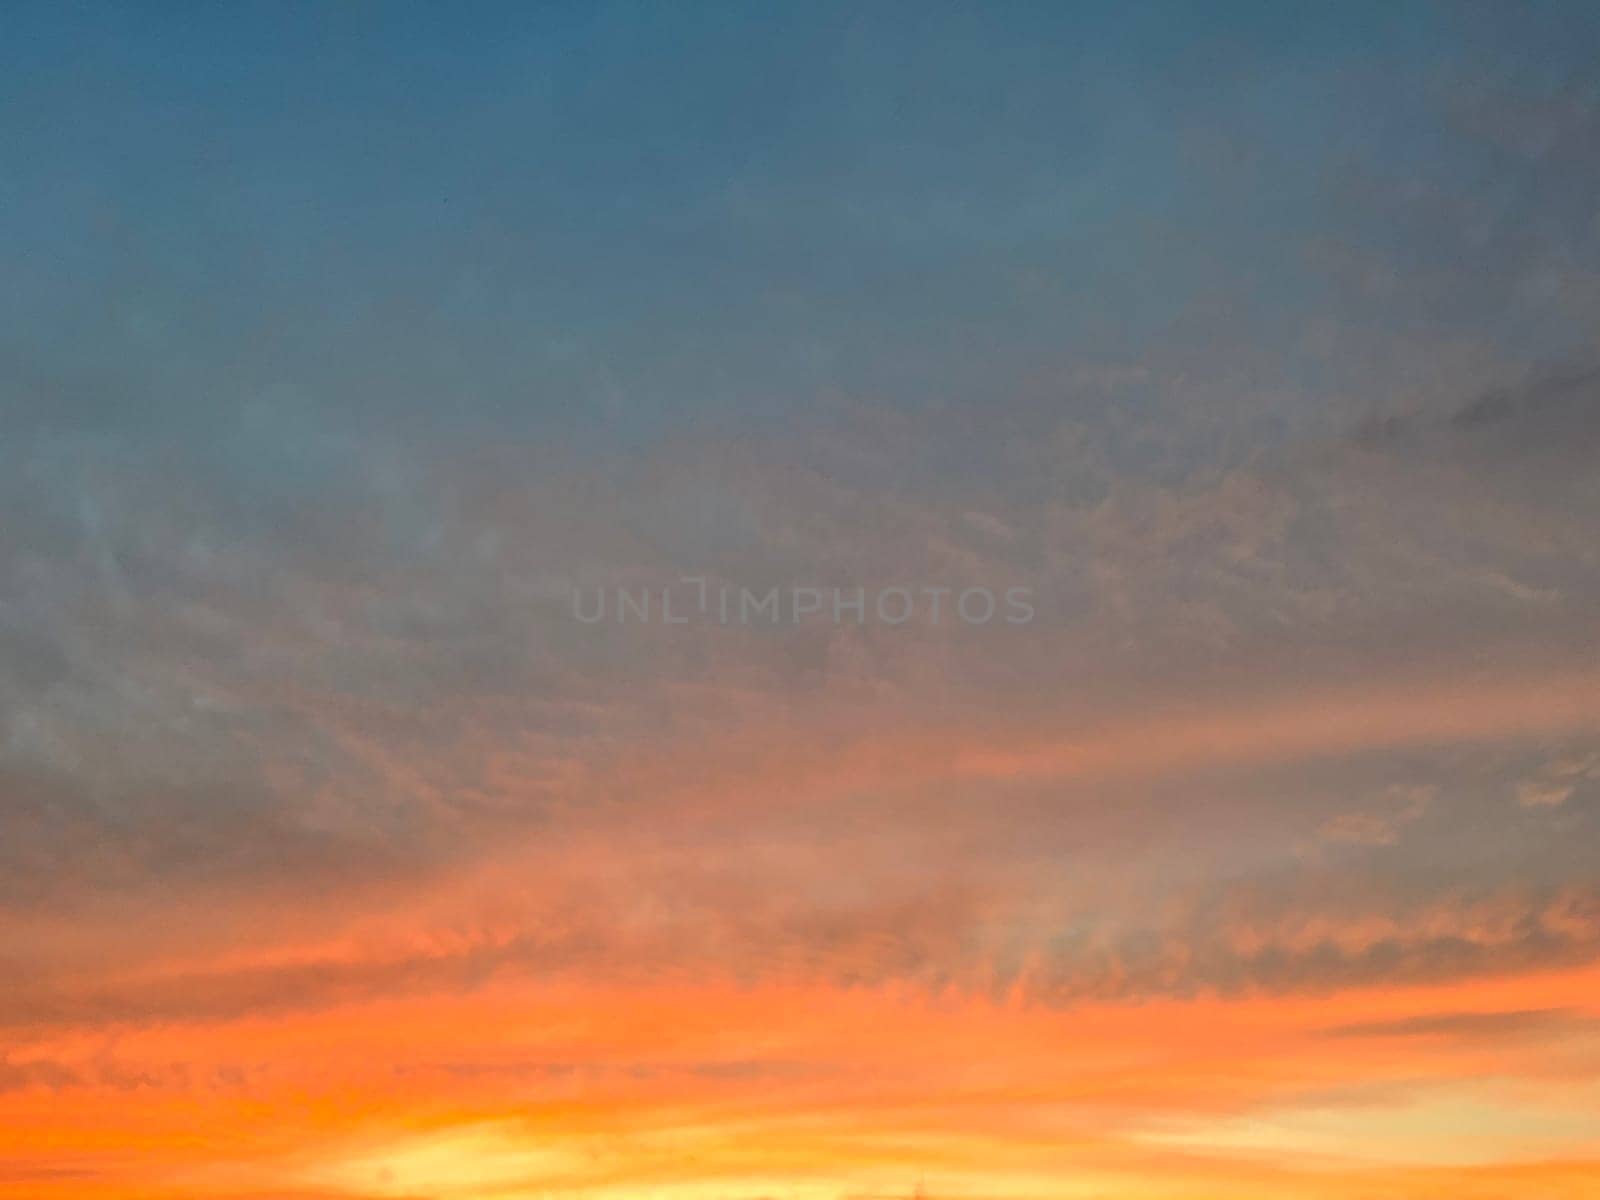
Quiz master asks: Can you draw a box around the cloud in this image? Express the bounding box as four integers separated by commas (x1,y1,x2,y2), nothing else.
1319,1007,1589,1041
1317,785,1434,847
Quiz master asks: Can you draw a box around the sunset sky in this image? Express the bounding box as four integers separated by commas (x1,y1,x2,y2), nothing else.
3,3,1600,1198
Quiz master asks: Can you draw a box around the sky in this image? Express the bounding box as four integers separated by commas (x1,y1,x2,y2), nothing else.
2,2,1600,1198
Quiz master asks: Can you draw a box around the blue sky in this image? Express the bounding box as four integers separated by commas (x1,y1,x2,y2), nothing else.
7,1,1598,446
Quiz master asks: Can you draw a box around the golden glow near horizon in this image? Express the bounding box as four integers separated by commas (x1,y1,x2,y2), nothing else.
5,677,1600,1199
